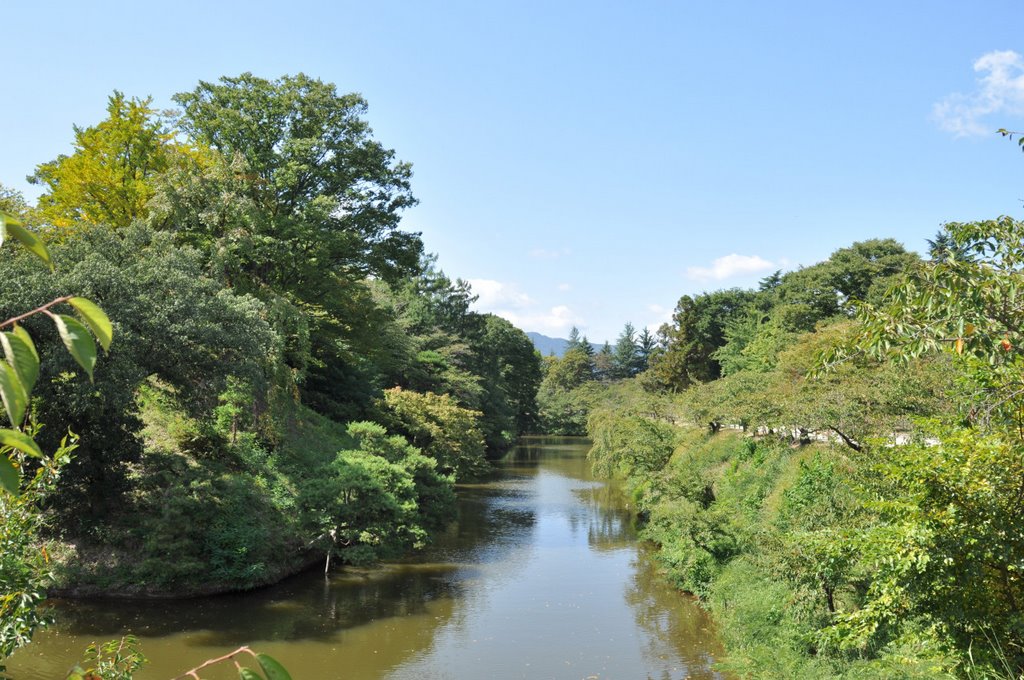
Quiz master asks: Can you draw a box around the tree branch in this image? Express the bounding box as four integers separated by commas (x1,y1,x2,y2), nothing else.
0,295,72,330
171,646,257,680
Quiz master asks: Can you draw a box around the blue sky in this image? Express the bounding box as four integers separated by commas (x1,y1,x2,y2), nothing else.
4,1,1023,343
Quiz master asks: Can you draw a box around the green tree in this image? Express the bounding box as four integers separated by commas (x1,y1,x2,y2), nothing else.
650,288,758,389
158,72,422,291
536,349,600,435
821,425,1024,671
471,315,542,444
774,239,917,328
636,327,657,373
566,326,585,353
843,217,1024,426
381,387,488,480
30,93,178,232
815,217,1024,670
612,322,640,379
0,436,75,668
0,184,33,224
0,224,279,525
298,421,453,567
594,341,614,381
0,212,113,669
151,73,424,421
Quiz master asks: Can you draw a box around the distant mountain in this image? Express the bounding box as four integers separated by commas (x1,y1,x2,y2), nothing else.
526,332,603,358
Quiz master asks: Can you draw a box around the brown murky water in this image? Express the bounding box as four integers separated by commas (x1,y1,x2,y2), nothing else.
8,436,727,679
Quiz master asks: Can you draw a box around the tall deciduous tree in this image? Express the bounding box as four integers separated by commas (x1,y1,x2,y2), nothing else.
151,73,425,418
159,72,422,293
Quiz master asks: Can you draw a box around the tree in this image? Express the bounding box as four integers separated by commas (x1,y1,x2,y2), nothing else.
0,184,32,224
298,421,453,567
820,424,1024,669
594,342,615,381
536,346,599,435
650,288,758,389
807,216,1024,669
0,212,113,669
566,326,584,353
158,72,422,292
151,73,424,420
471,314,543,443
636,327,657,373
612,322,640,379
381,388,488,480
774,239,918,327
842,217,1024,427
30,93,178,231
0,224,279,525
0,437,74,669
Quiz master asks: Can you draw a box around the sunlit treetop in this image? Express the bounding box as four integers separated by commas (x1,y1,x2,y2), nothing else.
29,92,181,233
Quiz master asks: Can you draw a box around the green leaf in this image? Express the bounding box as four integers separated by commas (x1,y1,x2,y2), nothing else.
256,654,293,680
0,363,28,426
11,325,38,362
0,428,43,458
68,297,113,352
238,668,263,680
0,332,39,395
4,221,52,270
0,455,19,494
53,314,97,381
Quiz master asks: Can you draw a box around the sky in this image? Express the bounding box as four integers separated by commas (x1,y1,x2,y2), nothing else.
4,1,1024,343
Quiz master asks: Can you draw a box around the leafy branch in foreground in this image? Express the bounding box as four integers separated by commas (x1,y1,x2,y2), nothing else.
166,646,292,680
65,635,146,680
997,127,1024,152
821,217,1024,429
0,213,112,494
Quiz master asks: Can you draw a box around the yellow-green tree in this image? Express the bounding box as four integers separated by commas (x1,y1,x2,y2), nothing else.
30,92,179,231
381,387,488,480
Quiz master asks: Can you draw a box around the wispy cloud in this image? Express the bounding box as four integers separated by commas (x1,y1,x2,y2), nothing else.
557,282,572,291
685,253,775,282
933,50,1024,137
529,247,571,260
468,279,583,334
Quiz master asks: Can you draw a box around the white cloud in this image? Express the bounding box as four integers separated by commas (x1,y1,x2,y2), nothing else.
557,282,572,291
933,50,1024,137
467,279,583,334
685,253,775,282
501,305,585,335
467,278,533,309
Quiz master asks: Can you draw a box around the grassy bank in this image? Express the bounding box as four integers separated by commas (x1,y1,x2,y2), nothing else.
588,399,1014,679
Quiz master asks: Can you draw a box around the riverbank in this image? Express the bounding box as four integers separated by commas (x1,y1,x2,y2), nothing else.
586,394,1007,678
44,383,465,599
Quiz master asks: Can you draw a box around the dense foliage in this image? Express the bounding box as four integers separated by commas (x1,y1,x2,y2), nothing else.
582,219,1024,677
0,72,543,674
